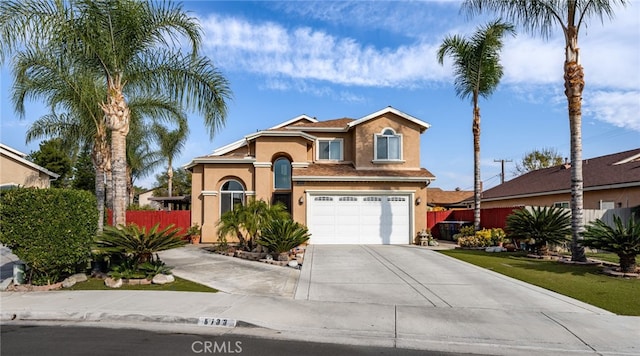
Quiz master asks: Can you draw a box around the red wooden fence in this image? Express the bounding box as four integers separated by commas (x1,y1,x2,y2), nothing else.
426,207,522,239
107,210,191,234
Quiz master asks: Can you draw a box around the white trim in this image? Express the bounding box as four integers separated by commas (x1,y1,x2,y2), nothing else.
253,162,272,168
316,138,344,161
347,106,431,131
0,145,60,178
291,162,309,168
373,127,403,161
184,157,255,169
293,176,434,183
614,153,640,165
268,114,317,129
201,191,218,196
286,126,349,132
244,130,317,142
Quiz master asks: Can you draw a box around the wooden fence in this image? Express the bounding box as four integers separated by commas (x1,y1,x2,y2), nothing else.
107,210,192,234
427,206,635,240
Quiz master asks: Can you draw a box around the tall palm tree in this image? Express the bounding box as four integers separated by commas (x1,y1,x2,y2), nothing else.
463,0,627,261
437,20,515,231
1,0,232,227
152,121,188,200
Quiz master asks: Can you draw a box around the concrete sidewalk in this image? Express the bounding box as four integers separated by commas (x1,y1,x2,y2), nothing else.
1,245,639,355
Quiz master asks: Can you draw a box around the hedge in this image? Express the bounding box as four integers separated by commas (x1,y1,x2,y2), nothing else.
0,188,98,285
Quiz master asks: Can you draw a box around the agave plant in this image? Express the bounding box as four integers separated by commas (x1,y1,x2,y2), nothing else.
506,206,571,255
95,223,187,265
258,219,310,260
582,215,640,273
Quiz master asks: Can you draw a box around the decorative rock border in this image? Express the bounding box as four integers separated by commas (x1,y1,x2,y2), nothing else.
602,267,640,279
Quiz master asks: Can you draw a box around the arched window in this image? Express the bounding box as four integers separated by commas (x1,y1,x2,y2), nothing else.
375,128,401,160
220,180,245,214
274,157,291,190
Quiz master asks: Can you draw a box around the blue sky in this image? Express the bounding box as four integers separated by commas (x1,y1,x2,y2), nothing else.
1,1,638,191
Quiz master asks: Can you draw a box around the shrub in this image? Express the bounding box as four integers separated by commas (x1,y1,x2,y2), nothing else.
0,188,98,285
95,223,187,265
582,215,640,273
506,206,571,255
217,199,289,251
258,219,310,258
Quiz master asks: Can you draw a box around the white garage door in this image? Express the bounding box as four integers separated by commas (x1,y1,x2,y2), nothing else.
307,194,411,244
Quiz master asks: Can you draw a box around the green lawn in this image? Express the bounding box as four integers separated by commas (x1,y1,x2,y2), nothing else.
65,276,218,293
438,249,640,316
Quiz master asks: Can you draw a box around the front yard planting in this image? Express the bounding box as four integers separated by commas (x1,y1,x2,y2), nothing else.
439,249,640,316
65,276,217,292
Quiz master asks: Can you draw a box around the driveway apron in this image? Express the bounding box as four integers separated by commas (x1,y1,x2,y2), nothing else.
295,245,610,314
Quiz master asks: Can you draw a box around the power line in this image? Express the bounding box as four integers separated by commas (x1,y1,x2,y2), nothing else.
494,159,513,184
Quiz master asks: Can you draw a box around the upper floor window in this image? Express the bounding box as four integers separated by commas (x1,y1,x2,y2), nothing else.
274,157,291,189
317,139,343,161
375,128,401,160
220,180,245,214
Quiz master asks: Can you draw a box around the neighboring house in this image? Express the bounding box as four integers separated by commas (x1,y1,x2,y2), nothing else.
0,143,59,189
186,107,436,244
427,187,474,209
482,148,640,209
137,188,161,209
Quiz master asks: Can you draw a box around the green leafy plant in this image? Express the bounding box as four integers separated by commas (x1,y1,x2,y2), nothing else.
0,188,97,285
258,219,310,259
506,206,571,255
217,198,289,251
95,223,187,265
582,215,640,273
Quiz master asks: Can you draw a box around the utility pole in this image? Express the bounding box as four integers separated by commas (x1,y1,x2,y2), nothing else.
494,159,512,184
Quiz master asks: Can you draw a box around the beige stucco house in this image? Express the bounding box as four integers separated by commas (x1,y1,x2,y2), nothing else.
1,143,59,189
186,107,436,244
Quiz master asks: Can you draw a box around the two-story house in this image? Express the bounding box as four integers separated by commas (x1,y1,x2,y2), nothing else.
186,107,436,244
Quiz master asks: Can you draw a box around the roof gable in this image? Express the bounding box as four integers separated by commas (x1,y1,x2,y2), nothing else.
347,106,431,132
0,143,60,179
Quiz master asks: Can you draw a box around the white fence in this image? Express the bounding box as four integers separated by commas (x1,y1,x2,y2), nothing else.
525,207,635,227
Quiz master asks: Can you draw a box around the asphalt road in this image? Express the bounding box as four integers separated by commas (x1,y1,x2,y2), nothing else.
1,324,472,356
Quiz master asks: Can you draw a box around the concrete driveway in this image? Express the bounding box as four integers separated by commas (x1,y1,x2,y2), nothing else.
295,245,610,314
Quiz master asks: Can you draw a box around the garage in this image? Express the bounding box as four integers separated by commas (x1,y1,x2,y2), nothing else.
307,194,411,244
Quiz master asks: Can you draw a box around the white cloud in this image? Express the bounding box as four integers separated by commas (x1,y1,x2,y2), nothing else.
584,90,640,132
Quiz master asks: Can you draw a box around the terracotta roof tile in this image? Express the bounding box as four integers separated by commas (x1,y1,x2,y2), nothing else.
483,148,640,199
288,118,353,128
293,163,435,179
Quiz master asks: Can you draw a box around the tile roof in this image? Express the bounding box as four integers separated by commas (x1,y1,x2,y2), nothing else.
427,188,474,205
482,148,640,200
288,118,354,129
293,163,435,179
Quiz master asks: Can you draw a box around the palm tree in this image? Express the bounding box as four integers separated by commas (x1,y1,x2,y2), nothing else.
462,0,628,262
506,206,571,255
582,215,640,273
152,121,188,199
1,0,232,227
437,20,515,231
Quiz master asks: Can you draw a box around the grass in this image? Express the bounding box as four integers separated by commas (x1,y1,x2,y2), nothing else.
65,276,218,293
438,249,640,316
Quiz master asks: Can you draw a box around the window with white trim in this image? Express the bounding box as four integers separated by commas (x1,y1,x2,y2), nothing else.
220,180,245,214
317,139,343,161
553,201,569,209
375,128,401,160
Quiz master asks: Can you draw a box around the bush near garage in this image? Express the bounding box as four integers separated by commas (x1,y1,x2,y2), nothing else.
0,187,98,285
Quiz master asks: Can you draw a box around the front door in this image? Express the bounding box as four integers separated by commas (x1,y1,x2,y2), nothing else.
273,192,292,213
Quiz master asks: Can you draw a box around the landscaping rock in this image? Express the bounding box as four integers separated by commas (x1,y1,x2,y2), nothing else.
0,278,13,291
69,273,88,283
62,277,76,288
288,260,299,268
152,274,175,285
104,277,123,288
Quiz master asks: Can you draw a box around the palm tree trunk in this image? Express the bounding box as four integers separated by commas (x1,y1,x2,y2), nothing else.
167,165,174,198
618,253,637,273
92,129,109,232
565,26,586,262
102,75,130,227
473,104,481,231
